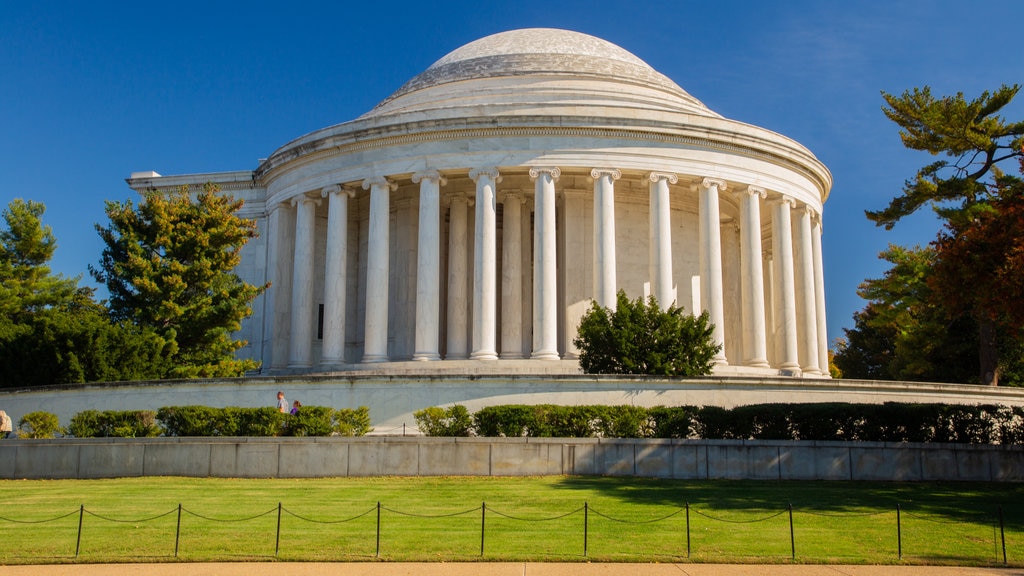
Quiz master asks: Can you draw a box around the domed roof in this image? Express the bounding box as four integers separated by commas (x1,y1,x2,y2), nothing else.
363,28,716,119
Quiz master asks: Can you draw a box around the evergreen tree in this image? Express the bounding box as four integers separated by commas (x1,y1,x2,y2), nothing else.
92,183,267,378
0,199,170,387
868,85,1024,385
573,290,720,376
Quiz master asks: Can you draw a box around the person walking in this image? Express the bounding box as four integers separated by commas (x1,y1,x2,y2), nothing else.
276,391,288,413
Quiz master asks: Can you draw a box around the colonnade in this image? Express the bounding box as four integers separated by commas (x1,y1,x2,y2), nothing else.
267,166,828,377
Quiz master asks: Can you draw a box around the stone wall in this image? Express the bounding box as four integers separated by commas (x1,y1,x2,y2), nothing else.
2,437,1021,482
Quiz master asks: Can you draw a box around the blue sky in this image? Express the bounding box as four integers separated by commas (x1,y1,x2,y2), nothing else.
2,0,1022,345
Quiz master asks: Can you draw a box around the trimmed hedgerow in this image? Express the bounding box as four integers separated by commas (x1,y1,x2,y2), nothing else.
417,402,1024,444
152,405,371,437
68,409,160,438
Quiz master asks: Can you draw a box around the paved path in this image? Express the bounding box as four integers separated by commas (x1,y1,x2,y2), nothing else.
1,563,1020,576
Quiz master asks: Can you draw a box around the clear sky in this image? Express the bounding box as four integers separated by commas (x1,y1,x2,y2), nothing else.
2,0,1022,345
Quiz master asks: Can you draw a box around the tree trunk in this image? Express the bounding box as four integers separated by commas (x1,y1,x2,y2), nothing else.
979,318,1000,386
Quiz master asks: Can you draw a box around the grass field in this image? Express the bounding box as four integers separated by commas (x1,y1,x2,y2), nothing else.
1,476,1022,566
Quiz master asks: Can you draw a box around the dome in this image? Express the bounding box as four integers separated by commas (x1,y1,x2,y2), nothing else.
363,28,716,119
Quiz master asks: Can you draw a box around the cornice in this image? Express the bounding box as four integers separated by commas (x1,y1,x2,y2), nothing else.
254,118,832,199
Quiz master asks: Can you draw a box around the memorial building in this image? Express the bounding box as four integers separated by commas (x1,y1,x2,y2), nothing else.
128,28,832,378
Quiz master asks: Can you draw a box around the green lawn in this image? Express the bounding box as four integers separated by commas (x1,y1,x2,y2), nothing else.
0,476,1021,566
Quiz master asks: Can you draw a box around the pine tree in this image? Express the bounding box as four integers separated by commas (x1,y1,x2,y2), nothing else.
868,85,1024,385
92,183,267,378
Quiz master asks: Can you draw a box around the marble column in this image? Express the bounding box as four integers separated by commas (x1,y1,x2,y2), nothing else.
320,185,354,368
469,168,500,360
362,176,395,363
265,202,293,372
288,193,320,368
412,170,446,361
794,204,821,375
648,172,677,310
738,186,769,368
446,193,470,359
501,191,524,359
530,166,560,360
812,214,830,377
771,195,800,372
592,168,621,310
699,177,728,364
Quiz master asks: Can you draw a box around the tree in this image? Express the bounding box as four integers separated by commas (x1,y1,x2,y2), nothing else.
868,85,1024,385
573,290,721,376
0,199,81,320
833,245,977,383
929,170,1024,385
0,199,171,387
92,183,267,378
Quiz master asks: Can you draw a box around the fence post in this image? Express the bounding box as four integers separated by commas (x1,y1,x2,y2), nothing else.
584,502,589,557
75,504,83,557
897,503,902,560
174,503,182,557
275,502,282,557
376,502,381,558
480,502,486,556
685,502,691,558
788,503,795,560
1000,505,1007,564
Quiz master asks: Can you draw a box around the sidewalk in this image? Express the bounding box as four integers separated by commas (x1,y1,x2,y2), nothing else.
0,563,1018,576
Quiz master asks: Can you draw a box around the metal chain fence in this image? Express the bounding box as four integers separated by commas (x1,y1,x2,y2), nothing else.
0,501,1013,563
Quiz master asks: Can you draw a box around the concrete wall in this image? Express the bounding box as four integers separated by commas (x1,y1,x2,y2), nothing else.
2,437,1022,482
5,372,1024,437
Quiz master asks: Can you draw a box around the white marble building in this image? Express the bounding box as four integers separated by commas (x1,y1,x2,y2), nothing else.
128,28,832,378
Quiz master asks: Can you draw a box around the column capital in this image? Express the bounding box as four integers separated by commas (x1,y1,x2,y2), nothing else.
322,184,355,199
362,176,397,191
529,166,561,181
469,167,502,183
795,204,818,219
412,170,447,186
700,177,727,190
770,194,796,208
590,168,622,181
290,194,321,208
649,171,679,185
739,185,767,199
499,190,526,204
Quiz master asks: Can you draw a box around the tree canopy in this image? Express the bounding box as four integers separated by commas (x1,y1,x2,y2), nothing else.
868,84,1024,229
858,84,1024,385
0,199,170,387
92,183,266,378
573,290,720,376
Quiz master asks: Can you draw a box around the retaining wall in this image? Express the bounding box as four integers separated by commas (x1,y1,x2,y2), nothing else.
2,437,1022,482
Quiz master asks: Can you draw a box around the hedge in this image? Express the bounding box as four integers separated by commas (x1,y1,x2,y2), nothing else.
418,402,1024,444
42,405,373,438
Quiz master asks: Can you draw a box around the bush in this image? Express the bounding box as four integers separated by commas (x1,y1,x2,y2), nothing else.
334,406,372,436
414,405,473,436
285,405,335,436
17,411,63,438
68,410,159,438
574,290,721,376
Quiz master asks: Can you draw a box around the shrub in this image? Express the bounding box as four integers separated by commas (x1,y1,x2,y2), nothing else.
17,411,63,438
414,405,473,436
574,290,721,376
334,406,372,436
285,405,335,437
647,406,696,438
68,410,159,438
